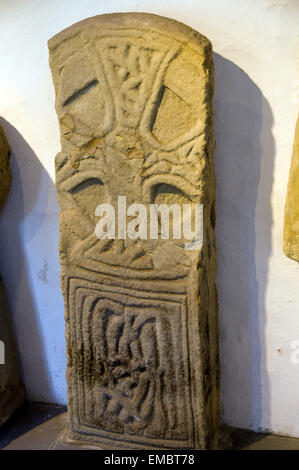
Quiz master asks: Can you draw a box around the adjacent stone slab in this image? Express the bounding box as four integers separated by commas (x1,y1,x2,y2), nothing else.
49,13,219,449
284,114,299,261
0,125,25,426
0,126,12,208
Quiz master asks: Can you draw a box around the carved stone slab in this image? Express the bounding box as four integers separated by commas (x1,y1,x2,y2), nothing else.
284,114,299,261
49,13,219,449
0,125,24,426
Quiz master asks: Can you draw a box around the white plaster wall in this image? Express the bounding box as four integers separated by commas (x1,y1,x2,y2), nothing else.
0,0,298,436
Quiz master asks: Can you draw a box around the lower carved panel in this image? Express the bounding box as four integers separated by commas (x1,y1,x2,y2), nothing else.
66,277,194,449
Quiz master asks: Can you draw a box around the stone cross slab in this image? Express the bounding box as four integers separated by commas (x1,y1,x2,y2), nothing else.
49,13,219,449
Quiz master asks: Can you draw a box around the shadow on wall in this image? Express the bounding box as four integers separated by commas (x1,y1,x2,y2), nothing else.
214,53,274,432
0,118,62,403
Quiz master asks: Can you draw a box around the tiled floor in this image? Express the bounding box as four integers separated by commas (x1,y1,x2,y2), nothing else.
1,402,299,450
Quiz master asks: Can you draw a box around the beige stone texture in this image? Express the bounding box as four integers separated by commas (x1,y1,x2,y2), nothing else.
284,114,299,261
49,13,218,449
0,124,25,426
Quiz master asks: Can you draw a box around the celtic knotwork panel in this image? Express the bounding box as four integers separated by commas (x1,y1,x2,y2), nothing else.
68,278,192,447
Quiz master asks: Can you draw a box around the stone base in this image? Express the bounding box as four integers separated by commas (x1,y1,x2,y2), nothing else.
56,426,105,450
57,425,196,450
